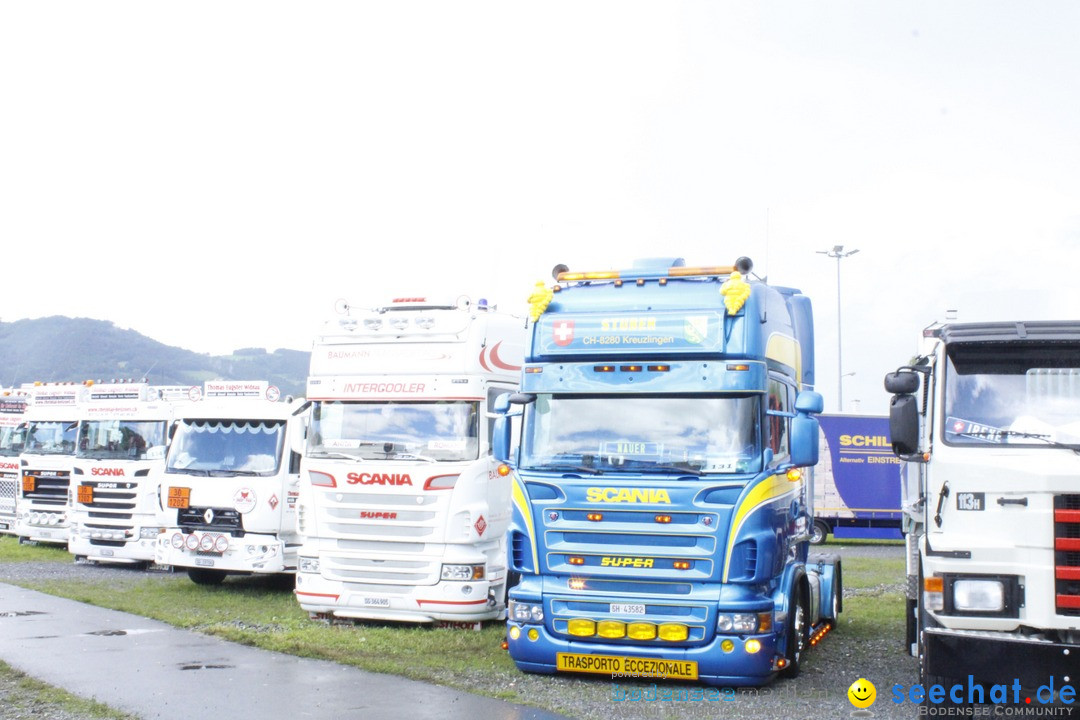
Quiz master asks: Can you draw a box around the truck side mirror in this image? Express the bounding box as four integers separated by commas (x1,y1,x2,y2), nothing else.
790,390,823,467
889,394,921,457
884,371,920,395
289,414,308,456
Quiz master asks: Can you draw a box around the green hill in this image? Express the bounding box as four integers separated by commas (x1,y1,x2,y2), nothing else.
0,316,309,397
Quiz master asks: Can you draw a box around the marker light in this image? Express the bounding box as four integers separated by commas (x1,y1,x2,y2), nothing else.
655,514,672,524
497,464,511,477
568,556,585,566
673,560,691,570
620,365,642,372
727,364,750,371
786,469,803,482
647,365,670,372
568,577,586,590
586,513,603,522
594,366,615,373
524,367,543,374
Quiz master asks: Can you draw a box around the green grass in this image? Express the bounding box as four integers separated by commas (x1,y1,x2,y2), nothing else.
0,659,137,720
0,538,72,563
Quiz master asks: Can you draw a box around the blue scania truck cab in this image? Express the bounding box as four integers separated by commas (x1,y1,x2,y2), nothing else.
493,257,841,687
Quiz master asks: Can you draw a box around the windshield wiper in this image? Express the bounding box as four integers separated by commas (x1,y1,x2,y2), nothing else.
167,468,210,476
309,451,364,461
959,430,1080,455
637,463,704,477
386,452,437,463
541,463,604,475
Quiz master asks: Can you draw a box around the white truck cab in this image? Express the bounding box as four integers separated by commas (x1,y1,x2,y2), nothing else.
68,382,174,564
156,381,305,585
15,383,83,545
294,297,523,623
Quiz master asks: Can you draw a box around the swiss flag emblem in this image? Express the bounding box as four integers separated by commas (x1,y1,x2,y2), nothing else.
474,515,487,537
553,320,574,347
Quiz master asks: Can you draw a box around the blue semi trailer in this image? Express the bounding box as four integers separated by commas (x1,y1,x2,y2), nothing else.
810,414,903,544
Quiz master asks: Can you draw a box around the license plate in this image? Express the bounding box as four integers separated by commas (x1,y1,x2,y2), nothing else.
362,597,390,607
0,522,8,530
195,558,215,567
100,549,114,557
610,603,646,615
556,653,698,680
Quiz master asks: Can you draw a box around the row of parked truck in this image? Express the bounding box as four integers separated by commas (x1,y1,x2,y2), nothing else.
1,255,1077,694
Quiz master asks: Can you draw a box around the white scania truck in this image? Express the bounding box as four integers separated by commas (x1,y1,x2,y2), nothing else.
294,297,523,623
886,321,1080,693
156,381,305,585
68,381,174,564
16,383,83,545
0,392,30,534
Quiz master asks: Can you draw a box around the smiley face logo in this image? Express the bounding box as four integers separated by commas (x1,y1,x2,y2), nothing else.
848,678,877,709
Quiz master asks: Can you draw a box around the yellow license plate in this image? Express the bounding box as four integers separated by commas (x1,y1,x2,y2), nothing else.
556,653,698,680
77,485,93,504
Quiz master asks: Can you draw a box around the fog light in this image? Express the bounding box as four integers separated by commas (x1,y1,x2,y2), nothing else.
567,619,596,637
627,622,657,640
596,621,626,639
527,628,539,641
509,626,521,640
745,638,762,654
658,623,688,642
170,533,184,549
185,534,199,550
214,535,229,553
299,556,320,573
721,639,735,652
199,534,215,552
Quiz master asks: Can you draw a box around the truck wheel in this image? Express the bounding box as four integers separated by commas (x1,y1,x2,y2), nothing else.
809,520,829,545
187,569,227,586
780,588,809,678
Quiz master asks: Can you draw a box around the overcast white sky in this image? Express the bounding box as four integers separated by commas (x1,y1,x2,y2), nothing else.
3,2,1079,414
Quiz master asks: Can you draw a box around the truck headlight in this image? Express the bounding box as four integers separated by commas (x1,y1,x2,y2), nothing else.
441,564,485,581
953,579,1005,612
717,613,761,633
508,600,543,624
299,556,320,574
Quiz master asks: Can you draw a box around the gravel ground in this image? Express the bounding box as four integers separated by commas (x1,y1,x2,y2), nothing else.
0,543,918,720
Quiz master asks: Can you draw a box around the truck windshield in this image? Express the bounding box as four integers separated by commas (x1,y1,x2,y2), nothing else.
166,419,285,475
23,420,78,456
519,394,761,474
307,401,480,462
77,420,167,460
944,344,1080,448
0,425,25,457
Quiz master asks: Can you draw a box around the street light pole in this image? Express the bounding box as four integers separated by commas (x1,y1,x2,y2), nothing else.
816,245,859,412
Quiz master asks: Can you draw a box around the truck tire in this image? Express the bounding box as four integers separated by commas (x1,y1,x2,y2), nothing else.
809,520,829,545
780,586,809,678
187,568,227,586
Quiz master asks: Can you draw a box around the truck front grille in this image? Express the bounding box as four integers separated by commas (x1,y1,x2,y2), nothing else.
1054,494,1080,616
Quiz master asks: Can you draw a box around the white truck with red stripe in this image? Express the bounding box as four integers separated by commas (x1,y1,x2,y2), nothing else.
68,381,174,564
0,392,30,535
156,381,305,585
295,297,523,623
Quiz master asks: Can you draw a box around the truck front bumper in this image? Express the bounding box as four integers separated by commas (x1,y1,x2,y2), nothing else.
925,628,1080,689
156,531,291,574
506,622,780,687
